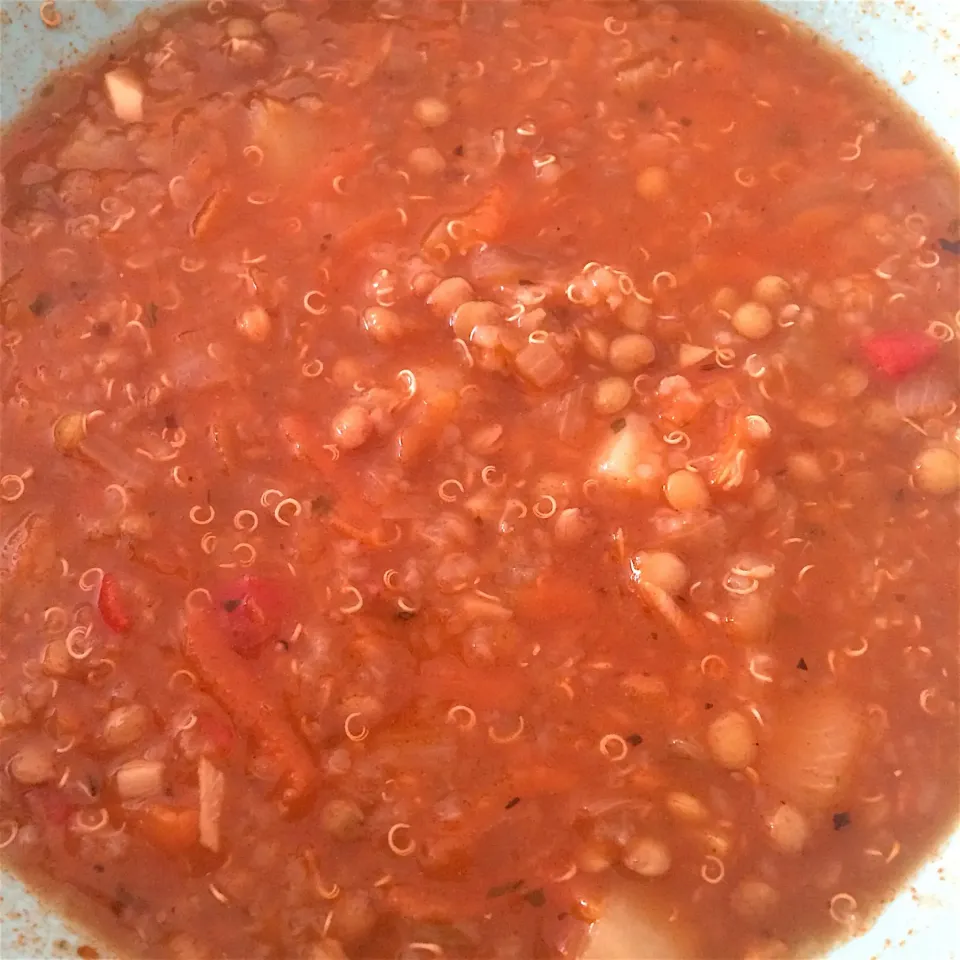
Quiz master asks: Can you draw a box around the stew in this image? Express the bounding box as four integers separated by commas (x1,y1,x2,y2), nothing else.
1,1,958,958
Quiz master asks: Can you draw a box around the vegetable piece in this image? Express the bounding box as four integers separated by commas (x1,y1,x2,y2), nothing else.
913,446,960,496
212,575,286,656
182,609,317,814
759,690,864,811
1,512,56,588
115,759,165,801
198,757,225,852
104,68,144,123
709,411,770,491
515,340,568,388
98,573,133,634
10,743,56,785
281,414,338,476
593,414,665,496
862,330,938,379
629,552,688,597
131,804,199,855
101,704,150,750
583,883,699,959
629,579,705,646
52,413,152,488
706,711,757,770
422,185,509,258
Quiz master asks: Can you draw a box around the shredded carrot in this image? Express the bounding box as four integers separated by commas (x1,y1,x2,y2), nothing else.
182,610,316,814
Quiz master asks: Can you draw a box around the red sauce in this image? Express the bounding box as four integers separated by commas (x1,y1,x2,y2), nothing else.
1,2,958,958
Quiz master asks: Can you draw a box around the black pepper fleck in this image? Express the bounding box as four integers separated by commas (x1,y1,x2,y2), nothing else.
833,811,852,830
796,657,808,671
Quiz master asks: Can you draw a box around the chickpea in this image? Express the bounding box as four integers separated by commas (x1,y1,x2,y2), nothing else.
766,803,809,855
413,96,451,128
451,300,501,339
786,451,825,485
635,166,670,201
236,305,271,343
427,277,474,319
664,469,710,511
304,940,349,960
319,798,365,841
577,839,614,874
712,286,740,313
730,879,779,920
619,298,651,331
581,327,609,363
622,836,671,877
913,446,959,496
609,334,655,374
707,710,757,770
753,275,791,305
732,301,773,340
331,405,373,450
53,412,87,455
10,742,56,785
407,145,446,176
593,377,632,416
362,307,404,344
554,508,595,544
836,364,869,398
629,551,689,596
226,17,259,38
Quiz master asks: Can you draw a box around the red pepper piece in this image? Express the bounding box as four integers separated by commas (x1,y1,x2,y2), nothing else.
98,573,133,634
862,331,939,378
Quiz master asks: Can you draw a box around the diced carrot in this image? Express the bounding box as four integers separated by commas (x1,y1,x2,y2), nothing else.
212,574,287,657
182,610,316,815
131,804,199,855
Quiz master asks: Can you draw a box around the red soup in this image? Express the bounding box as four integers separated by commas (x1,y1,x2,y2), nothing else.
1,1,958,958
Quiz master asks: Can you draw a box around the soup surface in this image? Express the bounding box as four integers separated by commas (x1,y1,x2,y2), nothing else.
1,2,958,958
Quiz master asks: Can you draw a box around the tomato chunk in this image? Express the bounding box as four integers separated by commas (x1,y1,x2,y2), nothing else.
862,330,939,379
212,575,286,656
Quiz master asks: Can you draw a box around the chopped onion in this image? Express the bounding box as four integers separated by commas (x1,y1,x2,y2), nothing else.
515,339,567,388
894,372,955,418
759,690,864,810
104,68,145,123
594,414,664,495
198,756,225,852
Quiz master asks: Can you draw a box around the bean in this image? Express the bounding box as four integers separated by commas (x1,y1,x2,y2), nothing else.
407,145,446,176
664,469,710,511
713,286,740,313
319,798,365,841
101,704,151,751
913,446,959,496
331,405,373,450
753,275,791,304
707,710,757,770
593,377,632,415
362,307,404,344
609,334,655,373
330,890,376,943
452,300,502,339
236,305,271,343
635,166,670,201
732,302,773,340
427,277,474,319
665,791,708,823
619,298,651,331
413,97,450,128
42,639,72,677
622,836,671,876
766,802,809,854
629,551,688,596
10,743,56,785
582,327,609,363
730,879,779,920
577,839,614,874
786,451,825,485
